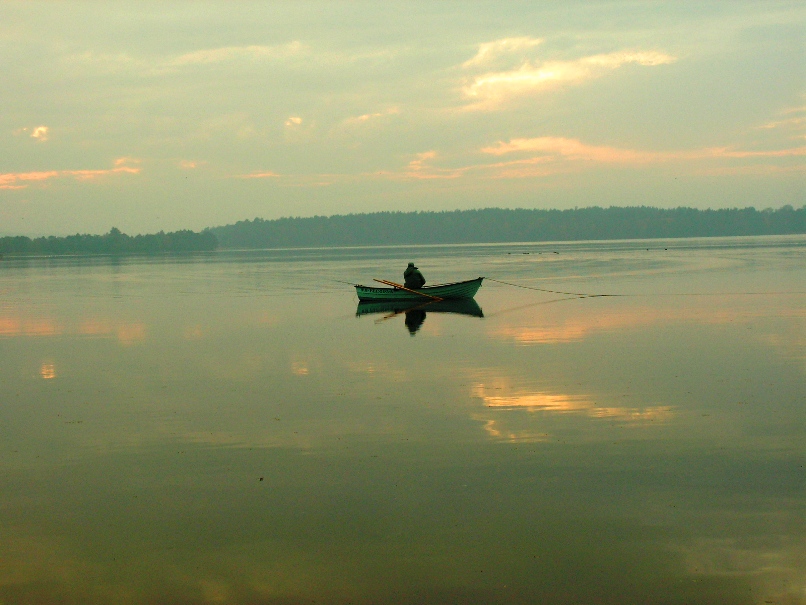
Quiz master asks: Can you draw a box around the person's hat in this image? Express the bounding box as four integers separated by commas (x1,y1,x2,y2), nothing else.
408,262,415,266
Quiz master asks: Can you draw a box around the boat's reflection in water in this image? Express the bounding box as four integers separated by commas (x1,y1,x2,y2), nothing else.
356,298,483,335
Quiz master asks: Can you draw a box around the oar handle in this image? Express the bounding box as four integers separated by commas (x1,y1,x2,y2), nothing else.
374,278,443,301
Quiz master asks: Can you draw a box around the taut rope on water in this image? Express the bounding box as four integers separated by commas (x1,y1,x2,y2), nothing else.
483,277,620,298
337,278,803,299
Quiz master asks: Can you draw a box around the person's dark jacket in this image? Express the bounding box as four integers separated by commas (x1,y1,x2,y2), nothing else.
403,265,426,289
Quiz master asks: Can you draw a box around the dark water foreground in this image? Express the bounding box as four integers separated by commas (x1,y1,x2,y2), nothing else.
1,237,803,604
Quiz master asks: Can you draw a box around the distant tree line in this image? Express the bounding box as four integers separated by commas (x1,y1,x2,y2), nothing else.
0,227,218,256
3,206,802,255
210,205,805,249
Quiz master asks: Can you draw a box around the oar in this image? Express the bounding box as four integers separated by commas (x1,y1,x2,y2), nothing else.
373,278,443,301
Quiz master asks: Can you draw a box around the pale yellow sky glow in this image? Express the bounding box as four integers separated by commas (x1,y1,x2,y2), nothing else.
0,1,803,234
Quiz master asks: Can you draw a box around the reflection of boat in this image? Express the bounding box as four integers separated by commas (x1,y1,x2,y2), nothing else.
356,298,484,318
355,277,483,302
357,298,483,336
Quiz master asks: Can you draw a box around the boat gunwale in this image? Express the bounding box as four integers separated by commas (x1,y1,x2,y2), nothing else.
354,277,483,301
354,277,483,292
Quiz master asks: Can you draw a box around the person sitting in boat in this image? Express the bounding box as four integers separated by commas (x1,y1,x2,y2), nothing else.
403,262,426,289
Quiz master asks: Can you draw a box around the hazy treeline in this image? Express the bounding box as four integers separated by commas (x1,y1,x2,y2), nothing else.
0,227,218,256
211,205,805,248
3,206,802,255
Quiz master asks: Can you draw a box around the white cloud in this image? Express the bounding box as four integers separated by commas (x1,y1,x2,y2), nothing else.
462,50,676,110
285,116,303,127
168,42,304,67
12,126,50,141
758,117,805,129
62,42,306,75
481,137,667,163
758,104,806,131
30,126,49,141
342,107,400,126
462,37,544,69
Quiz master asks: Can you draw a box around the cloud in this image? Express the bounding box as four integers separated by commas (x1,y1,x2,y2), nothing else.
368,132,805,185
375,150,464,180
480,136,806,169
31,126,49,141
234,171,281,179
168,42,304,68
757,104,806,132
695,164,806,176
0,158,140,190
13,126,50,141
707,146,806,159
63,42,306,75
342,107,400,126
758,116,805,130
285,116,303,127
462,36,544,69
481,137,668,163
462,50,676,110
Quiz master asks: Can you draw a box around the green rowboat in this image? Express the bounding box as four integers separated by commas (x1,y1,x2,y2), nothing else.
355,277,483,302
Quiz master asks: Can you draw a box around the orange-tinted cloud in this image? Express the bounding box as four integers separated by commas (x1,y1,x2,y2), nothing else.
370,150,465,181
476,136,806,177
360,133,806,184
482,137,806,162
0,158,140,190
235,171,281,179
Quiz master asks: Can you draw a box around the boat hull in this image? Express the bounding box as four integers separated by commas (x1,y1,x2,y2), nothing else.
355,277,483,302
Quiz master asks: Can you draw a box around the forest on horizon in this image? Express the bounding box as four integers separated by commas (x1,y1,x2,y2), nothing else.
211,205,805,249
0,227,218,256
1,205,803,256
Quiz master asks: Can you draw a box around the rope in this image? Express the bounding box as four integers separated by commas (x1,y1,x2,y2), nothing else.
484,277,619,298
338,277,804,299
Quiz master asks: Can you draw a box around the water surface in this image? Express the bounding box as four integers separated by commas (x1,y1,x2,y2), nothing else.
1,236,803,604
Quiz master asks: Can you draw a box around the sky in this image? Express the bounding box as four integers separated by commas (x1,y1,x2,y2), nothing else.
1,1,804,236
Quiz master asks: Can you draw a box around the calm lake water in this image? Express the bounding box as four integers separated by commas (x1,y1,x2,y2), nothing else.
1,236,804,605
